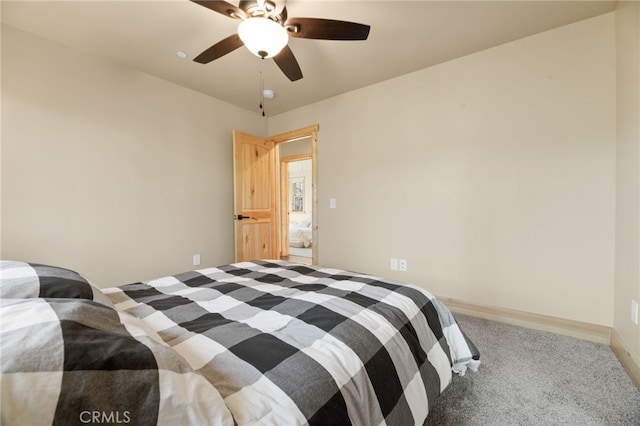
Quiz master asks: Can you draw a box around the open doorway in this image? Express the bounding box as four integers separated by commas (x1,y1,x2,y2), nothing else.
278,137,313,265
232,125,317,263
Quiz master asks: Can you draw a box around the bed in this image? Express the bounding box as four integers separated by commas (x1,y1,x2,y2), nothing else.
289,221,313,248
0,260,479,425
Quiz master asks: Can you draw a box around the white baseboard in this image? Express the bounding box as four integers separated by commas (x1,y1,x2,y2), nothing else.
439,297,640,390
439,297,610,344
611,329,640,391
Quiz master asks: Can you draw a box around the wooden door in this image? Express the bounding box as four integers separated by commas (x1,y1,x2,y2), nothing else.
233,130,277,262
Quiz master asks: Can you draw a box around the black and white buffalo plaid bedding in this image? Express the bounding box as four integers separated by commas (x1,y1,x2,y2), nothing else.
1,260,480,425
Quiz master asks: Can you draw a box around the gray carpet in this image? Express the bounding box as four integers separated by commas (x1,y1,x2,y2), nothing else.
288,246,312,257
425,314,640,425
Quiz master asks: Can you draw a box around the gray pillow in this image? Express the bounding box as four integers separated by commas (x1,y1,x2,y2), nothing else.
0,260,113,308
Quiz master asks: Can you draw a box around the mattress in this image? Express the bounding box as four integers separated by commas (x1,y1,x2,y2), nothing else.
0,260,479,425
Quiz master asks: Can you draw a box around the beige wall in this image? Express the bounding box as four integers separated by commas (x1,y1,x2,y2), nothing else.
0,12,626,332
615,1,640,368
270,13,617,327
1,25,266,286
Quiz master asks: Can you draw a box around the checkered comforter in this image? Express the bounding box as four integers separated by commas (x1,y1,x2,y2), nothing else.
1,260,479,425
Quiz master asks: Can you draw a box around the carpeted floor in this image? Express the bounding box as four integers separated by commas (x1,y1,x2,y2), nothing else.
425,314,640,426
288,246,312,258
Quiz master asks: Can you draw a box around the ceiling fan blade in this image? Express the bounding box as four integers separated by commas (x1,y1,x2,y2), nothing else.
190,0,246,19
194,34,244,64
273,45,303,81
285,18,370,40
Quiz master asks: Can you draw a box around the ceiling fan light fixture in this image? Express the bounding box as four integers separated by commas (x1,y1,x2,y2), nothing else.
238,17,288,58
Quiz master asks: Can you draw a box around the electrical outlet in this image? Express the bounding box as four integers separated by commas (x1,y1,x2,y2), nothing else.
390,258,398,271
632,300,638,325
399,259,407,272
193,254,201,266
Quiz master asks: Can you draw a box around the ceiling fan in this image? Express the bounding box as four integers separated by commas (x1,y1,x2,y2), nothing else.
190,0,371,81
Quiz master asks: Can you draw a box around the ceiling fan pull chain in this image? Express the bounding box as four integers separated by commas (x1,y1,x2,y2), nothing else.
259,58,266,117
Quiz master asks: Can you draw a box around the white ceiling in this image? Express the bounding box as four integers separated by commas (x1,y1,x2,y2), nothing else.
1,0,618,116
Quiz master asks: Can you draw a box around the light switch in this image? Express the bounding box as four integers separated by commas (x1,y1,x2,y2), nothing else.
390,258,399,271
330,198,336,209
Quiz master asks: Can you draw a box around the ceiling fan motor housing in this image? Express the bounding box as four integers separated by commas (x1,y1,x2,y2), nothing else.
241,0,287,23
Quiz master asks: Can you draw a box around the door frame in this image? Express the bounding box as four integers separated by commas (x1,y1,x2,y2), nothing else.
268,125,319,265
